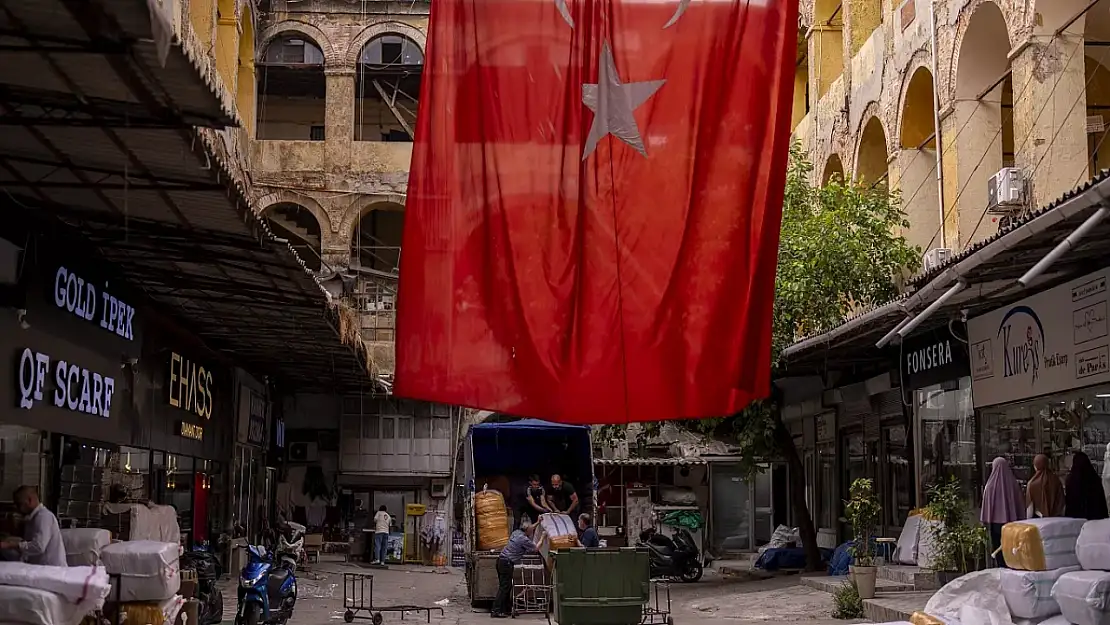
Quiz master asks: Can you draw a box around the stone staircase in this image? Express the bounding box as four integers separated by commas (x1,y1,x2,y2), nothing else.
266,211,321,247
802,565,945,622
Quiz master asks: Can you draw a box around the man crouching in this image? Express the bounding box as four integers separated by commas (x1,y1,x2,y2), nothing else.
492,521,537,618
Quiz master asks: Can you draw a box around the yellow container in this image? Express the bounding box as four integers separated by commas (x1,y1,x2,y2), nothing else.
119,602,165,625
910,611,944,625
1001,522,1047,571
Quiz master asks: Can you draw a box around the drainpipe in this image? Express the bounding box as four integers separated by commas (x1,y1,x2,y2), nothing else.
930,0,947,249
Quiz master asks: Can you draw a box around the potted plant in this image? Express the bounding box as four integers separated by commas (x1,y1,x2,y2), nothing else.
923,478,990,577
845,478,881,600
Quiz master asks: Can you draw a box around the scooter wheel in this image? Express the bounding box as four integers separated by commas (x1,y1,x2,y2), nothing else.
372,612,384,625
344,610,355,623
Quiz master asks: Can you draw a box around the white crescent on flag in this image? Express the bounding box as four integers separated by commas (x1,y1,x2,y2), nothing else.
664,0,690,28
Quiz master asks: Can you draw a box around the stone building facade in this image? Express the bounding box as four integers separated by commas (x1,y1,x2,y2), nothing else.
794,0,1110,258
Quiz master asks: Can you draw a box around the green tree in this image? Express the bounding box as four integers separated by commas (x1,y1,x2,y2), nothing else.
598,142,920,569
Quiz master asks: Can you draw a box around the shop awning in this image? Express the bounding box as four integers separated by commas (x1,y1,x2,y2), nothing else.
1,126,377,392
594,457,709,466
1,0,238,129
780,169,1110,374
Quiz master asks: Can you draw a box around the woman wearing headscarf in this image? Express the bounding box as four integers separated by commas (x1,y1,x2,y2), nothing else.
1026,454,1066,518
1065,451,1110,520
981,457,1026,568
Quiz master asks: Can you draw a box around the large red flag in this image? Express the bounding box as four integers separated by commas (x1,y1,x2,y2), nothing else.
396,0,798,424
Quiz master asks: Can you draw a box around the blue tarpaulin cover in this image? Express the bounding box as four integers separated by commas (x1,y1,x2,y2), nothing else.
468,419,593,500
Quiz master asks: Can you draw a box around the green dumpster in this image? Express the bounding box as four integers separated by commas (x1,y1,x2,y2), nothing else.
553,548,650,625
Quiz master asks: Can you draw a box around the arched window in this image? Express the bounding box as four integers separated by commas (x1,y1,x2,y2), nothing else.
355,35,423,141
256,35,328,140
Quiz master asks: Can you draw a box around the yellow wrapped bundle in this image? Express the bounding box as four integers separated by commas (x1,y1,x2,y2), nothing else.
475,489,510,551
119,602,166,625
910,611,944,625
536,513,578,551
1001,518,1084,571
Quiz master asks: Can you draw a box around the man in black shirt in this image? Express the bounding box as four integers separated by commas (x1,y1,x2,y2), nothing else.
515,475,549,527
547,474,579,515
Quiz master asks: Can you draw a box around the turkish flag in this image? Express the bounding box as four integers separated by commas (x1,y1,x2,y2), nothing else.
396,0,798,424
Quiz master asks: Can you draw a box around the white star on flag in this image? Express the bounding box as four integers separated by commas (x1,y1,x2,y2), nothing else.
581,42,666,160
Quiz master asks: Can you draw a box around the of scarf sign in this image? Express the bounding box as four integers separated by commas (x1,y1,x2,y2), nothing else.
395,0,798,424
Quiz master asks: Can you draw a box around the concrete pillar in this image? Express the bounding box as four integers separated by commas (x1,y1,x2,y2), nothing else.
894,147,941,253
939,110,962,249
949,95,1004,248
1010,36,1089,211
325,68,355,149
215,12,238,94
237,59,256,135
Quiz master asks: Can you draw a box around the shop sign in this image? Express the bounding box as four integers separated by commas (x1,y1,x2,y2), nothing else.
247,391,266,446
900,325,970,389
168,352,215,419
52,266,135,341
178,421,204,441
16,348,115,418
968,267,1110,408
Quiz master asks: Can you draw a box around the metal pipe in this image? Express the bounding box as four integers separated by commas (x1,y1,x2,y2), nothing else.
875,314,913,350
929,0,947,249
897,281,967,341
1019,206,1109,286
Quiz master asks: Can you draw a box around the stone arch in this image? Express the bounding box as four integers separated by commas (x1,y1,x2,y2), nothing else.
900,65,937,149
258,20,341,67
346,21,428,67
897,64,942,252
348,198,406,272
341,194,407,239
822,153,846,184
256,190,334,234
855,115,890,185
258,197,327,272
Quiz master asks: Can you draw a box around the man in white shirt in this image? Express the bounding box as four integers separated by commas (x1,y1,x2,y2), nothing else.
372,506,391,565
3,486,66,567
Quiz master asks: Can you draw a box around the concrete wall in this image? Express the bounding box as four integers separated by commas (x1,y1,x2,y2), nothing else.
793,0,1110,257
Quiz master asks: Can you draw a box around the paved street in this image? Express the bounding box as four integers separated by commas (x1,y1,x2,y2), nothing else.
220,559,862,625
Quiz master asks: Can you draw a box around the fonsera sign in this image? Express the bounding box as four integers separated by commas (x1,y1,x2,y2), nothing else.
16,348,115,418
968,267,1110,408
53,267,136,341
900,324,970,389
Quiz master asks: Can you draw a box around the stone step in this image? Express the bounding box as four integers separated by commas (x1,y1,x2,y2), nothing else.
878,564,953,590
801,574,915,594
863,591,936,623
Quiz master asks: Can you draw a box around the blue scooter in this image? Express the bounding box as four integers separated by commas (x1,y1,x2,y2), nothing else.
235,522,303,625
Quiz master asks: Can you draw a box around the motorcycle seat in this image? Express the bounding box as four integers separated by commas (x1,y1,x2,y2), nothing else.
267,566,292,597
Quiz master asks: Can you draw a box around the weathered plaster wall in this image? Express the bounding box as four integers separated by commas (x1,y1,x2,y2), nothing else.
249,0,428,267
801,0,1103,256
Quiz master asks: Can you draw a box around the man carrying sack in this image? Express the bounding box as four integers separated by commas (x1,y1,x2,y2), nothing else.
492,521,537,618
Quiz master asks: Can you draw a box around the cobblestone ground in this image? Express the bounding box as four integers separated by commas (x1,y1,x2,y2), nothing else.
219,559,860,625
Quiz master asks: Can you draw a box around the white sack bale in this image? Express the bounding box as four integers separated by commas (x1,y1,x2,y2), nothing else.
100,540,180,602
1000,566,1079,618
1052,570,1110,625
1002,517,1086,571
893,515,923,565
60,528,111,567
1078,519,1110,571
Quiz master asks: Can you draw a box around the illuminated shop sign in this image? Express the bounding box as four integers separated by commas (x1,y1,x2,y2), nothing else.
53,266,135,341
178,421,204,441
16,348,115,418
168,352,215,419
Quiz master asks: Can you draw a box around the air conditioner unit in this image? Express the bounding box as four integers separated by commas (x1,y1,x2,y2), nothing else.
922,248,952,273
429,480,449,498
987,167,1025,213
288,441,318,463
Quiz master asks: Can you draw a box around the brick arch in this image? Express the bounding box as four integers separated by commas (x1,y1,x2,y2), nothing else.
342,194,407,242
258,20,342,67
854,114,890,183
945,0,1018,103
255,189,335,234
346,21,428,67
895,53,935,139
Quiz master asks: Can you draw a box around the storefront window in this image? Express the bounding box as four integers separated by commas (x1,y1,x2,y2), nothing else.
981,385,1110,488
195,460,224,548
916,377,978,506
109,447,149,502
57,437,114,528
817,443,836,529
0,427,46,504
883,424,911,530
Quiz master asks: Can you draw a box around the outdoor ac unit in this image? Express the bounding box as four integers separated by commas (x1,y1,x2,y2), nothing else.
288,441,318,463
922,248,952,274
429,480,449,498
987,167,1025,213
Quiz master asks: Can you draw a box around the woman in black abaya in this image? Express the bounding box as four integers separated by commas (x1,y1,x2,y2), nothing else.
1065,451,1110,520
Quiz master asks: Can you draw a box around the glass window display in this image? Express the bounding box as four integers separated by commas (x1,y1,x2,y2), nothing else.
915,377,978,506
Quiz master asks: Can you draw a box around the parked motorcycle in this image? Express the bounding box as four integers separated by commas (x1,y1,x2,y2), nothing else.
637,527,704,582
181,549,224,625
235,522,304,625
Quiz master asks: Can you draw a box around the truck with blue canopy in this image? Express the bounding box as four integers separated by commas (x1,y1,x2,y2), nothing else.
462,418,594,607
